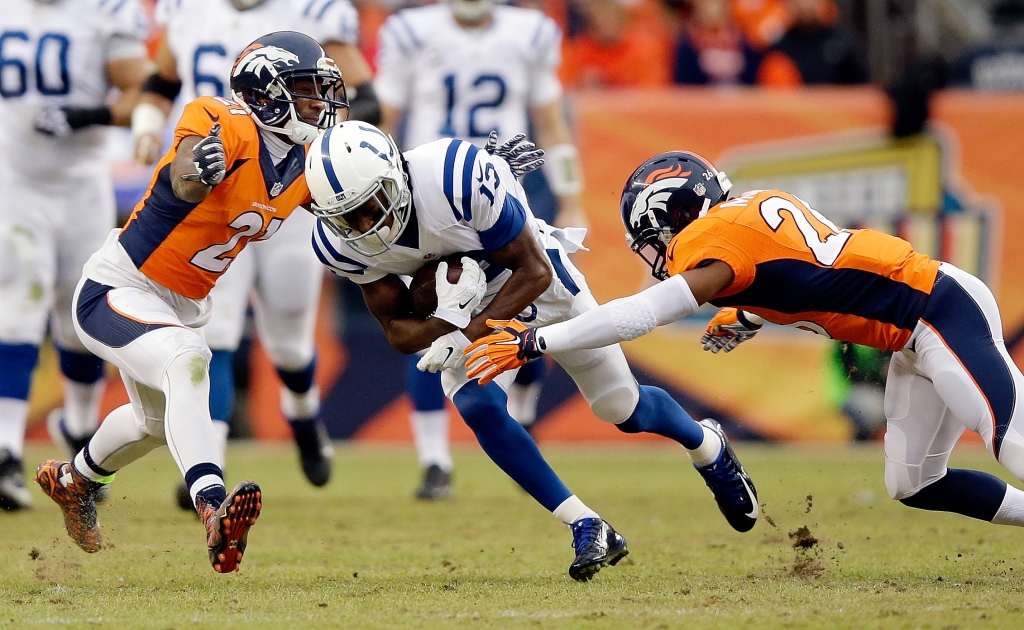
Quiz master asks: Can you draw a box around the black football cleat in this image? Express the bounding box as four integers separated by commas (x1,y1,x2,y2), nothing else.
290,419,333,487
568,518,628,582
415,464,453,500
694,418,758,532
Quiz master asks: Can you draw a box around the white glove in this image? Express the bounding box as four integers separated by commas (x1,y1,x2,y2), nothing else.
432,257,487,329
416,331,471,373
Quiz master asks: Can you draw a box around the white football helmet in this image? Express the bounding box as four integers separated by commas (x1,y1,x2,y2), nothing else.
305,122,411,257
447,0,500,22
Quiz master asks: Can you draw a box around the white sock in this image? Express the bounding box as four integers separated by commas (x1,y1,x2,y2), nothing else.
507,382,542,427
410,409,453,471
992,484,1024,526
0,398,28,458
62,379,105,439
281,384,320,421
686,424,723,467
552,494,600,525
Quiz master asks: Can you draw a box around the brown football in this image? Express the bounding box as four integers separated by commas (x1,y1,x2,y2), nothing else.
408,255,465,319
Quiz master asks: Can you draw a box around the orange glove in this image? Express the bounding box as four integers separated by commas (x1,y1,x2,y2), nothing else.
701,308,762,354
464,319,541,385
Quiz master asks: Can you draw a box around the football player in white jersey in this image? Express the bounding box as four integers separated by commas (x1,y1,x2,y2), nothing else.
130,0,381,504
305,122,759,580
375,0,585,499
0,0,152,511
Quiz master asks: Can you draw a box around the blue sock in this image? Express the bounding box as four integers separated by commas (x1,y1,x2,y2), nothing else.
615,385,705,449
454,382,572,512
57,348,104,384
208,350,235,422
513,357,546,386
900,468,1006,522
406,355,446,411
277,358,316,395
0,343,40,400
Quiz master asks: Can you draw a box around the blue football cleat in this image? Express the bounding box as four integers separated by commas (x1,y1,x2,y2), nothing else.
694,418,758,532
568,518,628,582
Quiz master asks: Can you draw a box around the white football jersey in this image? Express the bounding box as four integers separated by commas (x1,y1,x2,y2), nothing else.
157,0,359,104
0,0,148,179
374,4,562,149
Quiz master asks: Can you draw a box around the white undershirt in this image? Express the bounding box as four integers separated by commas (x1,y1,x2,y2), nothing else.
260,129,292,165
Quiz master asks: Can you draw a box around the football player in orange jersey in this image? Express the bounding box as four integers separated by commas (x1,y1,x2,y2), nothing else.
33,32,348,573
468,150,1024,532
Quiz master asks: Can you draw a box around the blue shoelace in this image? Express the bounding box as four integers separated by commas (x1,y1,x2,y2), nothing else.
702,454,750,508
571,518,603,554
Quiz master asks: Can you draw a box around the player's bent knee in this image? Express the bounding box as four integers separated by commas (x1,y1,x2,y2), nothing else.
589,385,640,424
163,348,213,389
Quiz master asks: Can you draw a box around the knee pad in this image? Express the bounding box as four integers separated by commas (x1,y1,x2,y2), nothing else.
589,383,640,423
277,358,316,395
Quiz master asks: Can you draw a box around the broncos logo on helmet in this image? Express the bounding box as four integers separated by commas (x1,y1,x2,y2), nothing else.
629,176,691,236
233,45,300,80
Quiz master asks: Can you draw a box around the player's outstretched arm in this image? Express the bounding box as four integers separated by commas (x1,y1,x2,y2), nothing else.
466,260,734,383
132,36,181,165
171,132,222,203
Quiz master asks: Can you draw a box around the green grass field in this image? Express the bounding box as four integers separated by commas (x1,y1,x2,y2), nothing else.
1,441,1022,629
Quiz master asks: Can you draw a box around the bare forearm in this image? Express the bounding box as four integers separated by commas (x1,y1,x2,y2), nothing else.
385,317,457,354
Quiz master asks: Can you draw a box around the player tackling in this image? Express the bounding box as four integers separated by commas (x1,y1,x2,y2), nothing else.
306,124,759,580
468,150,1024,532
34,32,348,573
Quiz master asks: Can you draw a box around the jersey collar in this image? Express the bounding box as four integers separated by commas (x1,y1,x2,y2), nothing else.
256,132,305,199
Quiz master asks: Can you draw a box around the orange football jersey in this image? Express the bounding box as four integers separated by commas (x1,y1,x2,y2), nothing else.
666,189,941,351
119,96,313,300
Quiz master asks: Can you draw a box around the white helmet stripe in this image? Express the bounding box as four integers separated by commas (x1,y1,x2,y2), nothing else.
320,126,344,194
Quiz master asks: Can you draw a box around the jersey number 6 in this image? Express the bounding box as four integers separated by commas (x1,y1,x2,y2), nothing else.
190,211,284,273
759,196,851,266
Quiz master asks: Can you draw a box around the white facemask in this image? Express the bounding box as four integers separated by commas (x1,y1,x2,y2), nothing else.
447,0,498,23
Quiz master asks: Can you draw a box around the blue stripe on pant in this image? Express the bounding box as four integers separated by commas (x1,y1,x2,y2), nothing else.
919,271,1017,455
76,280,172,349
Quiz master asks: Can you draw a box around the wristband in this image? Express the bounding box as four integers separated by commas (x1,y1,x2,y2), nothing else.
64,106,113,130
141,72,182,101
737,311,765,328
433,308,470,329
542,143,584,196
451,330,470,348
131,102,167,137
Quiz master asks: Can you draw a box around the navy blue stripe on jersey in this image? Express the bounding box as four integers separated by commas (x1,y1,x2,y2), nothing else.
394,202,420,249
920,271,1017,456
317,0,338,21
383,23,411,56
711,258,931,332
443,140,462,220
546,249,580,295
319,126,344,194
461,144,481,221
312,220,367,275
75,280,173,349
479,193,527,251
120,164,199,269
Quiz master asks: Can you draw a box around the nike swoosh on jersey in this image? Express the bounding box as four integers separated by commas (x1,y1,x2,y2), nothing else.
204,108,220,122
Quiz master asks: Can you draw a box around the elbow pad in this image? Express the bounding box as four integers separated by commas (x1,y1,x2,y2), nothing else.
610,275,698,340
348,82,381,125
141,73,182,101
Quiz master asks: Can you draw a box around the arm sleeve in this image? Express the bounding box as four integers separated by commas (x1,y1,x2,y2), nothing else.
311,219,387,284
527,15,563,107
297,0,360,46
535,274,700,353
373,14,417,108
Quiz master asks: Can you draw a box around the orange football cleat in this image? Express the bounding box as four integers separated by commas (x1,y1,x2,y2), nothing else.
35,460,104,553
196,480,262,573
